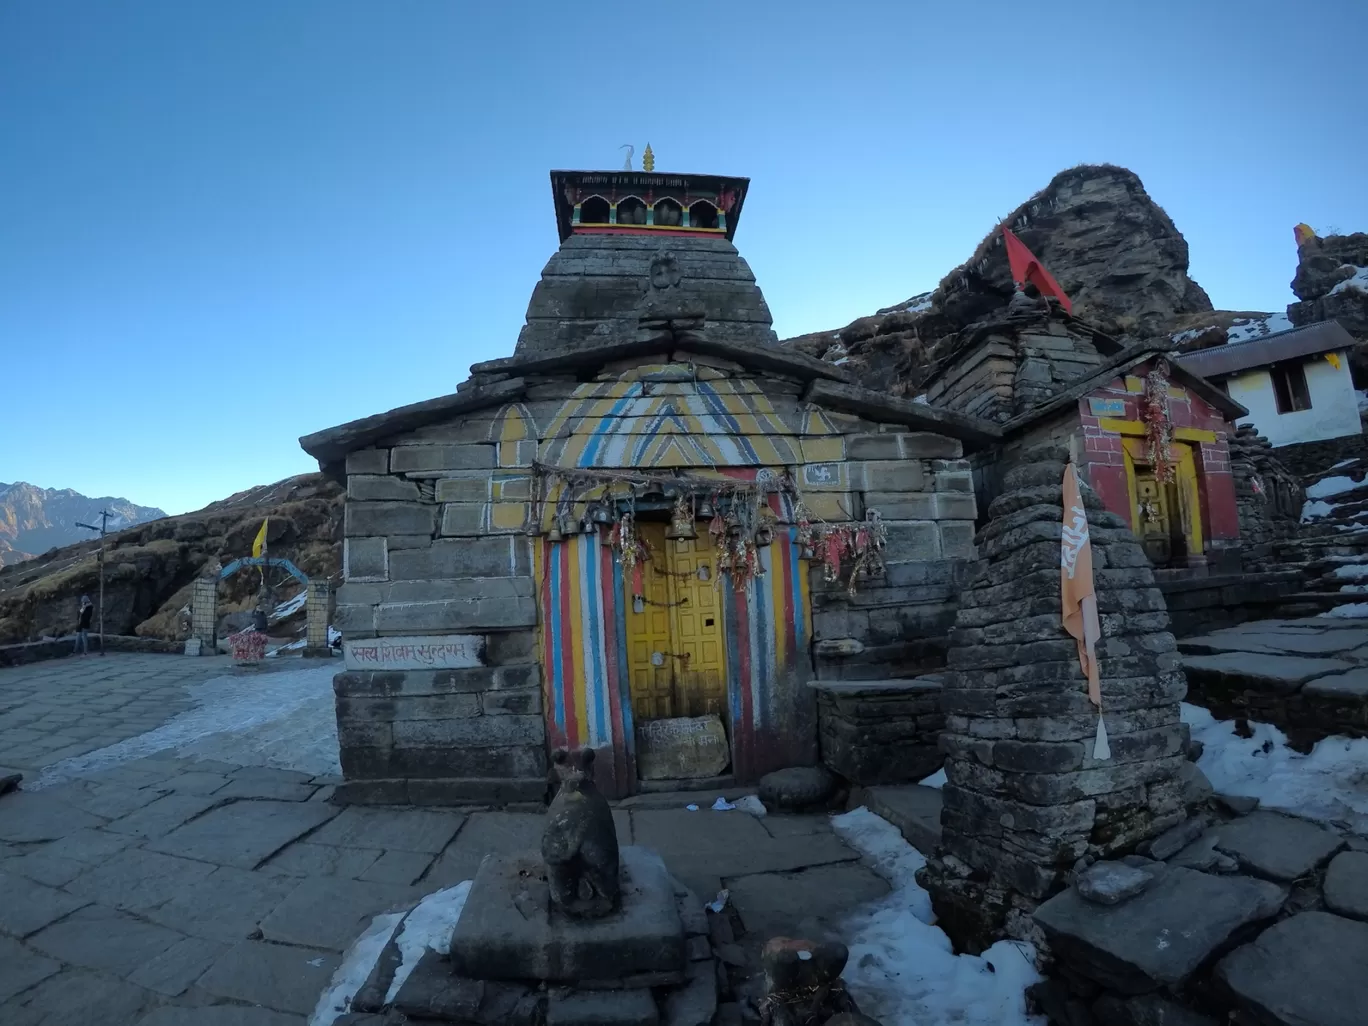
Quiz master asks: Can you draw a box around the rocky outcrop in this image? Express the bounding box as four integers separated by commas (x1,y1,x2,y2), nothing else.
0,482,165,568
1228,424,1305,571
783,165,1214,398
1288,230,1368,385
0,473,342,644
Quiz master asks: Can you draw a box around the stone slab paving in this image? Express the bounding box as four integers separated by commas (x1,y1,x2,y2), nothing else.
1323,850,1368,920
0,653,235,776
1217,911,1368,1026
1180,616,1368,743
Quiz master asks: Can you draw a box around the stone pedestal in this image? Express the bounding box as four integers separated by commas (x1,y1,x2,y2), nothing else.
451,847,686,984
305,579,331,649
362,846,718,1025
812,678,944,785
920,445,1190,952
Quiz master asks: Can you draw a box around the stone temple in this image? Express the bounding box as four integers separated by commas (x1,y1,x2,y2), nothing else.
300,165,993,803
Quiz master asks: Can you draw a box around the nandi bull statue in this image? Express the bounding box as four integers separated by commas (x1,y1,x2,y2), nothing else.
541,747,621,918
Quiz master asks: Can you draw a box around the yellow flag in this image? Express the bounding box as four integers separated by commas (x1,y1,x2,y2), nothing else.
1294,223,1317,248
1327,352,1342,371
252,518,269,558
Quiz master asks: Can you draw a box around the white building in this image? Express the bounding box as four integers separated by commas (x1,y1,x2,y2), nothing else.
1178,320,1361,448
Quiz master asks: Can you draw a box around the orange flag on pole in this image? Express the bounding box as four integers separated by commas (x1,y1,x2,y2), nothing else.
1003,227,1073,314
1061,462,1110,759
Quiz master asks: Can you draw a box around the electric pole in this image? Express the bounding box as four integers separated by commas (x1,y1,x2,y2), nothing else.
76,509,111,656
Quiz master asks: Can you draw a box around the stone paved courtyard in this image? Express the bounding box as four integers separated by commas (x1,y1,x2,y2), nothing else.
0,654,887,1025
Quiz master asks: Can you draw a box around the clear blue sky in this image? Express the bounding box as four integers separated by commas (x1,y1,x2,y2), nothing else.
3,1,1365,516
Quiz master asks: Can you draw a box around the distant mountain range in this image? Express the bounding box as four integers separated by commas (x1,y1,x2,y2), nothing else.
0,482,167,567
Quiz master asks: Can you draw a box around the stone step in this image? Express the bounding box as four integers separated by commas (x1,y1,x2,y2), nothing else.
849,783,943,855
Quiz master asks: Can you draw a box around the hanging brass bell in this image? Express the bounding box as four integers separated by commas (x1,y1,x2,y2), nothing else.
755,526,773,546
665,495,696,541
547,520,564,543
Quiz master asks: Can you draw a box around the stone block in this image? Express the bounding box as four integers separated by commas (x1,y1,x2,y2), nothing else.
436,473,494,503
348,475,420,502
1209,811,1344,882
333,604,377,636
335,664,540,698
374,594,537,632
636,715,730,781
939,522,976,560
547,987,660,1025
482,688,542,715
440,502,490,536
346,449,389,475
340,743,547,781
933,493,978,520
934,469,975,493
850,460,926,492
486,630,539,666
344,538,388,583
884,520,941,561
391,715,545,749
1217,912,1368,1026
450,847,687,983
848,433,962,460
390,444,495,473
405,777,549,805
345,502,437,538
339,693,483,722
388,538,526,580
863,492,935,520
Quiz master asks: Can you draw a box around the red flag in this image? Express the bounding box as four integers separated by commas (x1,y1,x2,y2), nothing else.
1002,227,1073,314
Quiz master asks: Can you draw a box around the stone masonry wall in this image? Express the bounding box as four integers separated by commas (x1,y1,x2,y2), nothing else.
813,678,944,786
333,426,545,805
810,450,978,683
920,445,1190,953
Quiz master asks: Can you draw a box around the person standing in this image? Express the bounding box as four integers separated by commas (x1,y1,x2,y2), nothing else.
74,595,94,656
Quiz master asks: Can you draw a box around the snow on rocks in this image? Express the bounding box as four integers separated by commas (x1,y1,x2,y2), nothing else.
1329,265,1368,296
1227,312,1292,343
1307,476,1362,501
29,666,341,787
1185,703,1368,834
830,807,1043,1026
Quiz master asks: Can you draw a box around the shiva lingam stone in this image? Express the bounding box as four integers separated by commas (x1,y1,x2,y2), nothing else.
758,936,880,1026
541,747,621,918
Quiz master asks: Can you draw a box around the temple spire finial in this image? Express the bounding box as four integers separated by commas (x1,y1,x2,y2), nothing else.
642,143,655,172
619,144,635,171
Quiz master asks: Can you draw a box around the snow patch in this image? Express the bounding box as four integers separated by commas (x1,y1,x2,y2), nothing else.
1226,313,1292,344
271,590,308,621
29,666,341,787
831,807,1043,1025
1185,703,1368,833
1321,602,1368,619
1307,476,1360,500
1332,563,1368,580
1330,265,1368,296
309,912,405,1026
1171,328,1204,344
1302,499,1334,522
385,883,473,1004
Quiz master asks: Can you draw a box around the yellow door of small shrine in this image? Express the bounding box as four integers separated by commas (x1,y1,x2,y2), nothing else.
1123,437,1204,566
622,522,728,722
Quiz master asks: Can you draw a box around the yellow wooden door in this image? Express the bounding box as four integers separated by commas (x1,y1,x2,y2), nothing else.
1123,437,1203,565
663,532,728,719
622,522,728,723
625,522,676,721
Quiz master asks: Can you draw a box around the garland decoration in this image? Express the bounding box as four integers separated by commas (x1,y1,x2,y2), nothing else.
1140,364,1176,484
530,461,885,596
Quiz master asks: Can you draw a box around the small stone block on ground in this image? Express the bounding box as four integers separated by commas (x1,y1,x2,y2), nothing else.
1218,911,1368,1026
450,846,686,983
1077,861,1158,906
1323,850,1368,921
1210,811,1345,882
1033,865,1286,992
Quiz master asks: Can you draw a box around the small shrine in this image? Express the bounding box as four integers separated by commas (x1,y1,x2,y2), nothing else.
301,153,992,803
922,283,1247,574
